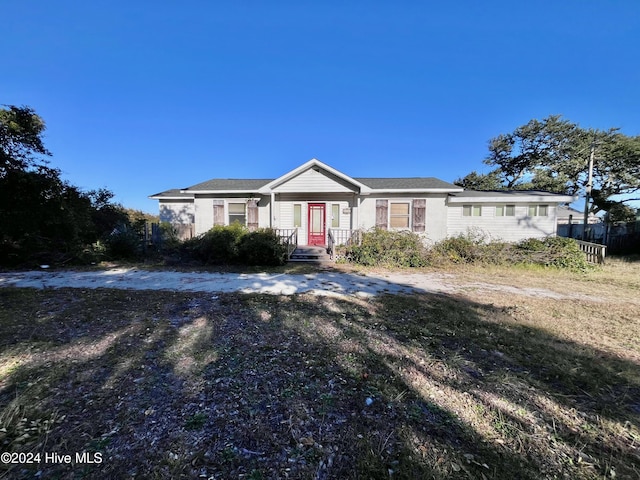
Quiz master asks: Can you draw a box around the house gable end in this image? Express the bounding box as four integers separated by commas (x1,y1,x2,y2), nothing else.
272,167,358,193
258,158,372,194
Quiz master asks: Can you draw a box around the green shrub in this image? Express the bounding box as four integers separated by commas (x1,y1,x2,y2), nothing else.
430,234,482,264
343,229,590,271
105,228,142,260
540,236,590,270
345,228,428,267
237,229,287,266
194,223,247,264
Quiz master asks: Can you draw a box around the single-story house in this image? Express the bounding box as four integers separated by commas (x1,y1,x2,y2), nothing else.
556,205,600,225
149,158,574,245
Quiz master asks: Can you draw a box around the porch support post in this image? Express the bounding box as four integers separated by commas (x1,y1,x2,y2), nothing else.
270,192,275,228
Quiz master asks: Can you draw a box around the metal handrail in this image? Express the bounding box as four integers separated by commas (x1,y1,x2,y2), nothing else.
284,228,298,259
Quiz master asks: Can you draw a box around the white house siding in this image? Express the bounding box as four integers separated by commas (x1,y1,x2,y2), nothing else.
446,204,558,242
257,195,271,228
273,168,357,193
159,200,195,224
193,195,272,235
358,194,450,242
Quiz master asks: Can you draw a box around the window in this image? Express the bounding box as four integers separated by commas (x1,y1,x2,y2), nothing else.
528,205,549,217
293,204,302,228
463,205,482,217
228,202,246,225
331,204,340,228
496,205,515,216
390,202,410,228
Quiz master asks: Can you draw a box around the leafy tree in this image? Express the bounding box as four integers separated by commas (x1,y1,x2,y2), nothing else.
0,105,132,265
459,115,640,221
0,105,51,174
454,170,503,190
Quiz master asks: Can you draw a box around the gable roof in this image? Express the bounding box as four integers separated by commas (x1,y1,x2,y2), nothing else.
151,159,464,197
257,158,373,194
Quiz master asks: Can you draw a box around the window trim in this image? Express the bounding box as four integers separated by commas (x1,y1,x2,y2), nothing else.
331,204,340,228
528,204,549,217
293,204,302,228
389,201,411,229
496,204,516,217
463,205,482,217
227,201,247,226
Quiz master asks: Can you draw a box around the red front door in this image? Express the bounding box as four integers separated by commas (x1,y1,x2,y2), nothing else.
308,203,326,245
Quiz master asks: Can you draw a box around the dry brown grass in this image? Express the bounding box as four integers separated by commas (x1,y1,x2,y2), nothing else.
0,259,638,479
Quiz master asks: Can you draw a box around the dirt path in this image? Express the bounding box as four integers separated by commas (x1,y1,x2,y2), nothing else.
0,268,594,300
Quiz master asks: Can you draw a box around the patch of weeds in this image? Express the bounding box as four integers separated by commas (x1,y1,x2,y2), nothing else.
183,412,207,430
247,470,264,480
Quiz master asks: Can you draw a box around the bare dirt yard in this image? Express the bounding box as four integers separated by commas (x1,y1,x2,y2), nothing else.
0,260,639,479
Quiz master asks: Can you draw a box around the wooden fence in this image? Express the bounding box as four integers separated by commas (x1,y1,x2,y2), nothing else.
575,240,607,265
145,223,195,244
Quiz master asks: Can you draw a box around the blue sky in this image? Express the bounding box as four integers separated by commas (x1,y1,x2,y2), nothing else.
4,1,640,213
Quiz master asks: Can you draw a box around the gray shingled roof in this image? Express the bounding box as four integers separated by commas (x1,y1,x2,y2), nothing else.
184,179,272,191
160,175,460,194
355,177,460,190
449,190,564,198
149,188,194,198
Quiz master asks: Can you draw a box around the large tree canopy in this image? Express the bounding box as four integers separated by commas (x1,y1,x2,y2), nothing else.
455,115,640,221
0,105,129,265
0,105,51,175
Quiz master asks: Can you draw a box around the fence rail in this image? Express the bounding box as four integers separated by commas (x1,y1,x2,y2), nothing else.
575,240,606,264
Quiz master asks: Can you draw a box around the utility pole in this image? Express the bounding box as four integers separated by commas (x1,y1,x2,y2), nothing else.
583,141,595,239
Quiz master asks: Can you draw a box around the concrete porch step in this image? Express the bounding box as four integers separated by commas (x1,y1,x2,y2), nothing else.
288,246,332,263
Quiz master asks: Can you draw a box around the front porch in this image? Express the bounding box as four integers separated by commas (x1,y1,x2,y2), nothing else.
276,228,361,263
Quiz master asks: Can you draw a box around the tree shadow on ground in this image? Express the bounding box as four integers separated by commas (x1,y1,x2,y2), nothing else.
0,284,638,479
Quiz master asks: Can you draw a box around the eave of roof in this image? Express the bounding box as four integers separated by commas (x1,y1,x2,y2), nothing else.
448,190,576,203
148,189,194,200
355,177,462,191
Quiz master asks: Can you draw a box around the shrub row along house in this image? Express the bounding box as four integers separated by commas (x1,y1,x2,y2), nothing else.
149,158,574,245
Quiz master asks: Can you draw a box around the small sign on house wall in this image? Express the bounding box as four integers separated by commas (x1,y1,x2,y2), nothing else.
342,208,351,214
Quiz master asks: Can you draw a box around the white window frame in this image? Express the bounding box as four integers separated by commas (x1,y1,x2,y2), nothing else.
331,204,340,228
227,201,247,226
389,201,411,229
528,204,549,217
463,205,482,217
496,204,515,217
293,204,302,228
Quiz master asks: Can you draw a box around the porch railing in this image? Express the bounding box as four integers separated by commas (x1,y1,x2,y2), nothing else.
575,239,606,265
276,228,298,259
327,228,362,259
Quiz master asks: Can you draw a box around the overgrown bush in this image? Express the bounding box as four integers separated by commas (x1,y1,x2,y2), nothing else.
180,225,286,266
344,229,590,271
237,229,287,266
535,236,590,270
193,223,246,264
105,228,142,260
427,234,590,271
344,228,428,267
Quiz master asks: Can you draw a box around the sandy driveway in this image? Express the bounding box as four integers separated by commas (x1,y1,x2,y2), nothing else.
0,268,590,300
